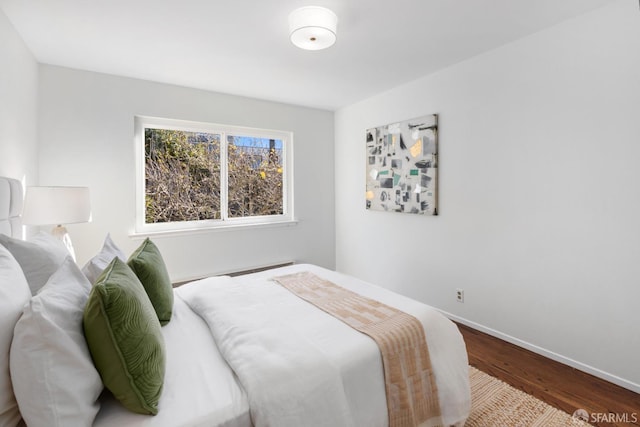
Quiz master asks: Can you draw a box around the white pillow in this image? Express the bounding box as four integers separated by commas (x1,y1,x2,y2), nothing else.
10,257,103,427
0,243,31,427
0,232,70,294
81,233,127,284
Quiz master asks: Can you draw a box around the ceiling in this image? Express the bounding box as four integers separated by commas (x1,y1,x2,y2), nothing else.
0,0,612,110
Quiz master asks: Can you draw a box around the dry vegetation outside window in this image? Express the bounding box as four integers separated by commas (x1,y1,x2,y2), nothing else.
227,136,283,218
145,128,283,224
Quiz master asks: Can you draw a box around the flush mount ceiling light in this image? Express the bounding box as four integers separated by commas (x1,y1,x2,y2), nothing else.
288,6,338,51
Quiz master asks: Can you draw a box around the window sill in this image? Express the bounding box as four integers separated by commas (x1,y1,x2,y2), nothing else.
129,218,298,240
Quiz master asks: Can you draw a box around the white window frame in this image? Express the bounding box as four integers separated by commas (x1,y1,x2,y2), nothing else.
133,116,295,236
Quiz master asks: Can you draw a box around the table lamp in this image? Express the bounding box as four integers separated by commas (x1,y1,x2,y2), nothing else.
21,186,91,261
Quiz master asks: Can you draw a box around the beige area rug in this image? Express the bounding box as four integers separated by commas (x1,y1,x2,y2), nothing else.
466,366,592,427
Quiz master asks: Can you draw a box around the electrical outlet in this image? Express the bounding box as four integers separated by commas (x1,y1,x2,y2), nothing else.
456,288,464,303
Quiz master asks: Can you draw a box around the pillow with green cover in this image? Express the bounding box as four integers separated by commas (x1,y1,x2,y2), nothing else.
83,257,165,415
127,238,173,325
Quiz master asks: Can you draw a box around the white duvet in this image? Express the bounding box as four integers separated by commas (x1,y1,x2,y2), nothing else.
93,295,250,427
178,264,470,427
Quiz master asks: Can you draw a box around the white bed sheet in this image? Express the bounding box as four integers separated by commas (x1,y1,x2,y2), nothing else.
179,264,471,427
93,295,250,427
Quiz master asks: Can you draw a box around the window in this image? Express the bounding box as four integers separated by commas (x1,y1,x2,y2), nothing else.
135,116,293,234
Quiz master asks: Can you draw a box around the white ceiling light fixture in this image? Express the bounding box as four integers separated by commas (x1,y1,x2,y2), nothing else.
288,6,338,51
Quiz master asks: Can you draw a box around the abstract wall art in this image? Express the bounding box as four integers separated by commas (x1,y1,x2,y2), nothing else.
366,114,438,215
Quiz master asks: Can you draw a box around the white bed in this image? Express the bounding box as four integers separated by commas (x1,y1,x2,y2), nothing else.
93,293,251,427
0,176,470,427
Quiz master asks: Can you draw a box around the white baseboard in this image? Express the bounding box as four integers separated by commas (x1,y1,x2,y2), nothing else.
441,311,640,394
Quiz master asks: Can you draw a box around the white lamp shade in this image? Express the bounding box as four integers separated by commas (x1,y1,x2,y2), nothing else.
289,6,337,51
22,186,91,226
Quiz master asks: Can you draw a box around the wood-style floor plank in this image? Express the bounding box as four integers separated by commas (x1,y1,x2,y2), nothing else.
457,323,640,427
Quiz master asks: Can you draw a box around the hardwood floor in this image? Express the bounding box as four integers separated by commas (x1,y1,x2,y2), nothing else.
457,323,640,427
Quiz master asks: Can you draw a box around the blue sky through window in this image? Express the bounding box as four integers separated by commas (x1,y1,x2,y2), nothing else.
231,136,283,150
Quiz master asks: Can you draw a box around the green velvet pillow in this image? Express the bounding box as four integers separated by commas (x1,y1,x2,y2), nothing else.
127,238,174,326
83,258,165,415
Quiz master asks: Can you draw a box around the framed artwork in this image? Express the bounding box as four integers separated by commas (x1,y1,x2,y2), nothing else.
365,114,438,215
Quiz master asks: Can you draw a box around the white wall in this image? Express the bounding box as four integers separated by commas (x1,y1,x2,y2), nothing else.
38,66,335,280
335,0,640,391
0,9,38,184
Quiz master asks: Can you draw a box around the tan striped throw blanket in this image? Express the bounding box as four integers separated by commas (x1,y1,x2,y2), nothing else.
273,272,442,427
